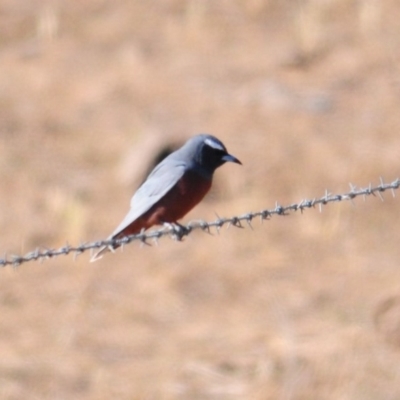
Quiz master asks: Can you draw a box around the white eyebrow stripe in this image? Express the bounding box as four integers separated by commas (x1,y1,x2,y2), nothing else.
204,138,225,151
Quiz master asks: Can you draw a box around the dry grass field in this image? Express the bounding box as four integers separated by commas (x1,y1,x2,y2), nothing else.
1,1,400,399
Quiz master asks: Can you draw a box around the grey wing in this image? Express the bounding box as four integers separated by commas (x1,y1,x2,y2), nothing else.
109,160,186,238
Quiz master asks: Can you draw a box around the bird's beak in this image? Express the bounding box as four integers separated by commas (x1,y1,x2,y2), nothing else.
222,153,242,165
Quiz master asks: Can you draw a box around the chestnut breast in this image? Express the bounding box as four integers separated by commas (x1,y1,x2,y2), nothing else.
115,170,212,238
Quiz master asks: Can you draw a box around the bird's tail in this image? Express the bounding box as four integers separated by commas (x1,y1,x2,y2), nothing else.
90,245,115,262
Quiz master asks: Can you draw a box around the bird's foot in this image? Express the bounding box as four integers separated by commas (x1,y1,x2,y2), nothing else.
163,222,190,241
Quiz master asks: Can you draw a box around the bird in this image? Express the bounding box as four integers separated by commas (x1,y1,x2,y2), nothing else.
91,134,241,262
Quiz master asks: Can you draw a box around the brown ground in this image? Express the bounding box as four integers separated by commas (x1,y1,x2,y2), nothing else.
1,1,400,399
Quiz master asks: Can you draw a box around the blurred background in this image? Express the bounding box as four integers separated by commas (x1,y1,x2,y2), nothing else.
1,0,400,398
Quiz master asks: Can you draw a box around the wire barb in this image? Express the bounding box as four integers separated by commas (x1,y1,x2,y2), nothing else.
0,178,399,267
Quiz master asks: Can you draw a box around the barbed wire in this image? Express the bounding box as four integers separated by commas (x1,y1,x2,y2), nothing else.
1,178,399,267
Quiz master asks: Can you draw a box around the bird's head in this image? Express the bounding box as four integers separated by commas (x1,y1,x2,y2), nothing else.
188,134,241,176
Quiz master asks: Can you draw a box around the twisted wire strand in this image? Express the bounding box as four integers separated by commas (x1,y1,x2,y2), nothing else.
1,178,398,267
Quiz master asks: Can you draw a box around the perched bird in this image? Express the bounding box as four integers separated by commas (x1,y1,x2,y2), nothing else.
91,134,241,261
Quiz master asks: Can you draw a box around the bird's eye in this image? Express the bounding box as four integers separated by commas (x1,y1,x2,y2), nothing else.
213,148,226,156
